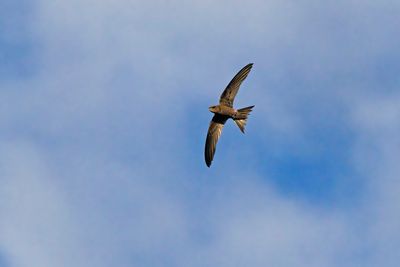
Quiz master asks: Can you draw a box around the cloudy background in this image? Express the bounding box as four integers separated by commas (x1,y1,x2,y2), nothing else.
1,0,400,266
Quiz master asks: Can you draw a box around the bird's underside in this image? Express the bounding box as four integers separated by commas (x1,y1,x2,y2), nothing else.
205,63,255,167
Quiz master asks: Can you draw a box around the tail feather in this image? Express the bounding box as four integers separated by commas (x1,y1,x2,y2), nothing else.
234,105,254,133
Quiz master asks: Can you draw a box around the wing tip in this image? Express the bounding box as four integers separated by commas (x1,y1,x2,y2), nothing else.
242,63,254,73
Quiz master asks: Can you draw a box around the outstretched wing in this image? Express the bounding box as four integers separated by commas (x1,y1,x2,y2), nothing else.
219,63,253,107
205,114,228,167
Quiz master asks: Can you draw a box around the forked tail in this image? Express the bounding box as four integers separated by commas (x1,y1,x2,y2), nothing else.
234,105,255,133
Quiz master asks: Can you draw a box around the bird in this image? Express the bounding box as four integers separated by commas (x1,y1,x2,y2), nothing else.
205,63,255,167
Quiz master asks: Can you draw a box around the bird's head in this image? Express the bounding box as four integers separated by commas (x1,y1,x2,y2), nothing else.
209,105,218,113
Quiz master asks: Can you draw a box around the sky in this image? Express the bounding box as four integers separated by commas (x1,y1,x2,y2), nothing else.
1,0,400,266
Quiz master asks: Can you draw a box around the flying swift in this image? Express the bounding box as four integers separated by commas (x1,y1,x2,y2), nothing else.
205,63,255,167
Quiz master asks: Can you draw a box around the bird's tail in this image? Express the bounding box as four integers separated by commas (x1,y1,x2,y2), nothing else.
234,105,255,133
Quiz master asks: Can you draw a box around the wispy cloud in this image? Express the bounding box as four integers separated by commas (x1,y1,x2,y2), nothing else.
1,0,400,266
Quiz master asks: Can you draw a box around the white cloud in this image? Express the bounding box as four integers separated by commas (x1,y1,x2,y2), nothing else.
1,0,400,266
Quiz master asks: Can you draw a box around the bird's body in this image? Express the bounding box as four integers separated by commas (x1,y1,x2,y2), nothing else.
209,105,236,117
205,63,255,167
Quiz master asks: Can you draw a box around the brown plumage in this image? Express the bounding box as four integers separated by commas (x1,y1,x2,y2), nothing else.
205,63,255,167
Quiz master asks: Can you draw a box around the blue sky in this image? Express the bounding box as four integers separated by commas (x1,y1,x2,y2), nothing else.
1,0,400,266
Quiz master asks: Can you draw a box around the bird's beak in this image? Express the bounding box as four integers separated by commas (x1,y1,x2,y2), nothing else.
208,107,213,112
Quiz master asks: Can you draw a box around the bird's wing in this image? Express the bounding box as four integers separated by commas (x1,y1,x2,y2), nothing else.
219,63,253,107
205,114,228,167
